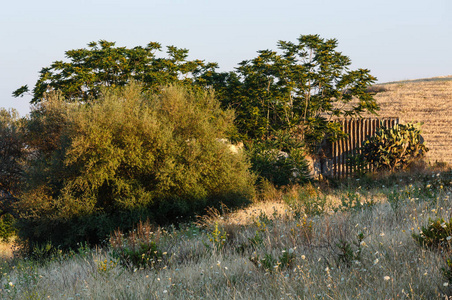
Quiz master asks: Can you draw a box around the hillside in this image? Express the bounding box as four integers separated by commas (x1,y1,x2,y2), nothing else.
371,76,452,165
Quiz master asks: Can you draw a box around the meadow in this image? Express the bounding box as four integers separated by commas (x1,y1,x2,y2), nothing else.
0,168,451,300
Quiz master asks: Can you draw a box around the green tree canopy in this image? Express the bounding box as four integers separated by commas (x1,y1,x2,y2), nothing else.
0,108,25,197
202,34,379,148
16,83,255,248
13,35,379,150
13,40,217,103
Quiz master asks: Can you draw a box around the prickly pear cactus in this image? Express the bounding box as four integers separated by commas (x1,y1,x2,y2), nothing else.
358,122,428,171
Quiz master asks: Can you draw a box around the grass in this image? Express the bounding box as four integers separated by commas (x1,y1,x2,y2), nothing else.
0,169,452,299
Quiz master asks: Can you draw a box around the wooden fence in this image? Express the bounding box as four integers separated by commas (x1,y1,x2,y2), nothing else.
320,118,399,177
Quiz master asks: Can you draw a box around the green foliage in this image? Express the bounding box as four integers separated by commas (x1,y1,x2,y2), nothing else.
283,183,327,217
442,257,452,284
204,222,228,251
335,191,375,213
249,249,296,273
247,131,311,186
412,218,452,250
335,232,365,268
0,214,16,242
358,122,429,172
279,248,296,269
0,108,25,196
15,83,255,249
302,192,328,217
13,40,216,103
109,220,166,270
204,34,378,147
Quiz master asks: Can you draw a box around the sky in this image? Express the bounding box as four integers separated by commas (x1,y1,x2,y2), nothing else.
1,0,451,117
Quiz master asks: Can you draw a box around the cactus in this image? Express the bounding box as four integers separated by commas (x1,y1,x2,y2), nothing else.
357,122,428,172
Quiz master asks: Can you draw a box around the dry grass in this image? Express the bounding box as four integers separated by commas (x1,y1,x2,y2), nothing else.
1,171,452,299
367,76,452,166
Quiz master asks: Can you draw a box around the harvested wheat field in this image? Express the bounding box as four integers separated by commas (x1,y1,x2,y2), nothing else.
371,76,452,165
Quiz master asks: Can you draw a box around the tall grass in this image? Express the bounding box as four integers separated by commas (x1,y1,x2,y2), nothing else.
1,170,451,299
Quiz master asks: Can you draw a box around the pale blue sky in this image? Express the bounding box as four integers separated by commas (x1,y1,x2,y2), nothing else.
1,0,451,116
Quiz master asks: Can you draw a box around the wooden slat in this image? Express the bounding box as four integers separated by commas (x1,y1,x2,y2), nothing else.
326,118,399,177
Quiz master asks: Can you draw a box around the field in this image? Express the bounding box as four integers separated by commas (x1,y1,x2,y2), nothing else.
1,77,452,299
371,76,452,165
0,169,451,299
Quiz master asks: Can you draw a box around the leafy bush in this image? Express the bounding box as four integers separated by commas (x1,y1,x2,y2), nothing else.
335,232,365,268
247,131,311,186
357,122,428,172
412,217,452,250
0,214,16,242
0,108,25,197
249,249,296,273
15,83,256,249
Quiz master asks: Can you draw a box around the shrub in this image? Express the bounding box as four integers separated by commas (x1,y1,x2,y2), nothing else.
357,122,428,172
365,85,388,94
247,131,311,186
109,220,166,270
0,108,26,198
335,232,365,268
15,83,256,249
412,217,452,250
0,214,16,242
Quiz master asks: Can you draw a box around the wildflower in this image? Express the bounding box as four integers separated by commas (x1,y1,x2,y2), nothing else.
443,282,449,287
301,255,306,260
163,290,168,293
384,276,390,281
373,258,379,265
441,223,447,229
380,232,385,237
8,282,13,287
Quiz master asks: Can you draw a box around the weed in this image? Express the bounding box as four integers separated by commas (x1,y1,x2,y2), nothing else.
204,222,228,251
412,217,452,250
96,258,118,275
109,220,167,270
443,257,452,284
335,232,365,268
279,248,296,269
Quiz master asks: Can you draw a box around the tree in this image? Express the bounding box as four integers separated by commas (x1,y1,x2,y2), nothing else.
0,109,25,240
0,109,25,214
15,83,255,248
203,35,379,149
13,40,217,103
